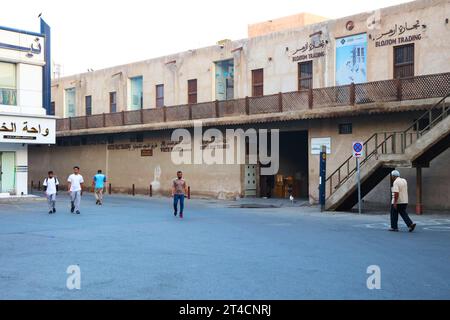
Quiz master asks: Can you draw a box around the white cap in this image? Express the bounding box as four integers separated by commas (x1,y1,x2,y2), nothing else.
391,170,401,177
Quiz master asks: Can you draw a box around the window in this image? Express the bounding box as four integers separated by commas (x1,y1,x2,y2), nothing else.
394,44,414,79
129,76,143,110
50,102,55,116
65,88,76,117
85,96,92,116
298,61,313,90
339,123,353,134
107,135,114,144
188,79,197,104
110,92,117,113
252,69,264,97
0,62,17,106
156,84,164,107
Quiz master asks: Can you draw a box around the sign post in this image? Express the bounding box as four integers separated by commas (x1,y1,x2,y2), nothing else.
352,141,364,214
319,145,327,212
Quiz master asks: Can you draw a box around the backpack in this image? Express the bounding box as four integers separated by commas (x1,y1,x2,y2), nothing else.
44,177,60,192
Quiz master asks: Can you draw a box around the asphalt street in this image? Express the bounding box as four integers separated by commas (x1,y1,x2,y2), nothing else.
0,193,449,299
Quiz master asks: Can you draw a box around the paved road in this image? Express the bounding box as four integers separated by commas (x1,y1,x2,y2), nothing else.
0,193,449,300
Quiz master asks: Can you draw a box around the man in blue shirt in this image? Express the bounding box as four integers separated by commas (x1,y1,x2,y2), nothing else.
92,169,107,205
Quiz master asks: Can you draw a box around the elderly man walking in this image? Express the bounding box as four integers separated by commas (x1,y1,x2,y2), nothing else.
389,170,416,232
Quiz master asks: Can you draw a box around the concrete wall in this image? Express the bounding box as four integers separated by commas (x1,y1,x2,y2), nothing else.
28,130,243,199
51,0,450,117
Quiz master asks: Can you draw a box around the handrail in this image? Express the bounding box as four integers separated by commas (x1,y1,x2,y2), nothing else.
402,92,450,134
325,91,450,198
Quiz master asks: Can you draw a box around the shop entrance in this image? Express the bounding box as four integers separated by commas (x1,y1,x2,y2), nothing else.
0,152,15,194
260,131,309,199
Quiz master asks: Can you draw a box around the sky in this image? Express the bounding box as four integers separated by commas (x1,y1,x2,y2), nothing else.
1,0,411,76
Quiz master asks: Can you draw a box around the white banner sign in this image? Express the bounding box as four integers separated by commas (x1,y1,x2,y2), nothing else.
311,137,331,155
0,115,55,144
0,28,45,64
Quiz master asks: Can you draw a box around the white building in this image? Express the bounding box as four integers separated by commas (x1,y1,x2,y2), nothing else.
0,22,55,196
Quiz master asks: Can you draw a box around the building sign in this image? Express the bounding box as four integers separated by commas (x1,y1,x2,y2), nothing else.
141,149,153,157
107,143,157,151
0,28,45,64
335,33,367,85
289,39,328,62
0,115,55,144
372,20,423,47
311,137,331,155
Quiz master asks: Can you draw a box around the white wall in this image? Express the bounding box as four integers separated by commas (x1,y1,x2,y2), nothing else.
17,63,45,115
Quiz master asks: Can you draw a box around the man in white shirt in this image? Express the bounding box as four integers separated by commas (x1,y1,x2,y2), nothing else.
390,170,416,232
43,171,59,214
67,166,84,215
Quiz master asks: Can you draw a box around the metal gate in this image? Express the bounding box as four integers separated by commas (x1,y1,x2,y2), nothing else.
244,164,257,197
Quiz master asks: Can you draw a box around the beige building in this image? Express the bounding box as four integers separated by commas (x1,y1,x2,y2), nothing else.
248,13,328,38
30,0,450,211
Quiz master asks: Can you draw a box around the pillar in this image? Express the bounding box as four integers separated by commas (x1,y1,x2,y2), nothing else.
416,166,423,215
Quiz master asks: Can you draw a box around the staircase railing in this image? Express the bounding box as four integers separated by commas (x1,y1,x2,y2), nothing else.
326,92,450,198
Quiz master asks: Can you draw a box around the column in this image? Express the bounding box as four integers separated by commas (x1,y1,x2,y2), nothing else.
416,166,423,215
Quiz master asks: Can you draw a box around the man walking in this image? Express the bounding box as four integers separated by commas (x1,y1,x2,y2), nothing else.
43,171,59,214
92,169,107,205
172,171,188,219
389,170,416,232
67,166,84,215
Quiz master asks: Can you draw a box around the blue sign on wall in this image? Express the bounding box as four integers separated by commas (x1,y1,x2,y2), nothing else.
335,33,367,86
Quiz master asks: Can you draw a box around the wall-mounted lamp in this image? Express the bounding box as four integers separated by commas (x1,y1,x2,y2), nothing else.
268,57,273,62
446,18,449,24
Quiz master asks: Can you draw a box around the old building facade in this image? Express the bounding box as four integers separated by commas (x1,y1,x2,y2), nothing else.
29,0,450,210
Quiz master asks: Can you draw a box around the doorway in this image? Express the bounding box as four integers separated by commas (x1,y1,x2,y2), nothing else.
260,131,309,199
0,152,15,194
244,164,257,197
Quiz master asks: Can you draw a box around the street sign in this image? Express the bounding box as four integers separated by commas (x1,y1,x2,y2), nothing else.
352,141,364,158
352,141,364,214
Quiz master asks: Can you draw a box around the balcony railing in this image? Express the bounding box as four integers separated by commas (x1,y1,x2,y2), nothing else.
0,88,17,106
56,72,450,132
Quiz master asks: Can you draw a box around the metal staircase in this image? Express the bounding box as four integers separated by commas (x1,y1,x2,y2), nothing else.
325,93,450,211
